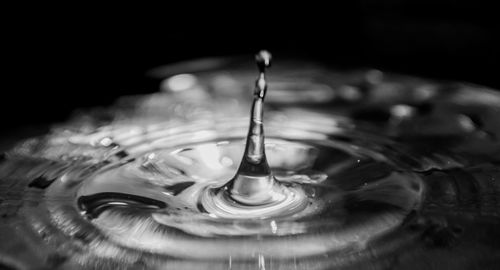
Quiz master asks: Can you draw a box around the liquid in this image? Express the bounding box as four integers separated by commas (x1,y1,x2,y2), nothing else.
225,50,276,206
1,56,500,269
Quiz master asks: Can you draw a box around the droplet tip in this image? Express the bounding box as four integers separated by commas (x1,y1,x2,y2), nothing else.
256,50,272,70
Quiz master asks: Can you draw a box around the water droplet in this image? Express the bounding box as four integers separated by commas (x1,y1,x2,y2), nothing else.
224,50,277,205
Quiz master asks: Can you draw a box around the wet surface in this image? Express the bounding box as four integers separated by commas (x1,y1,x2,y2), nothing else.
1,59,500,269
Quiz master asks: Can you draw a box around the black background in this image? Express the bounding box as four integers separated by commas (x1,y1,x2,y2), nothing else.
3,1,498,133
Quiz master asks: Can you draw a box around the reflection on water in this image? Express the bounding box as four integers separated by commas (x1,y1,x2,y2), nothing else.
1,62,500,269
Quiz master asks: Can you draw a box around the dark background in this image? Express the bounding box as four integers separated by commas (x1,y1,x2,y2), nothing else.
3,1,498,133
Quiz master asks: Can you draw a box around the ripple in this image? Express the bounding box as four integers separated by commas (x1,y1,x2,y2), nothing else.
1,65,500,269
